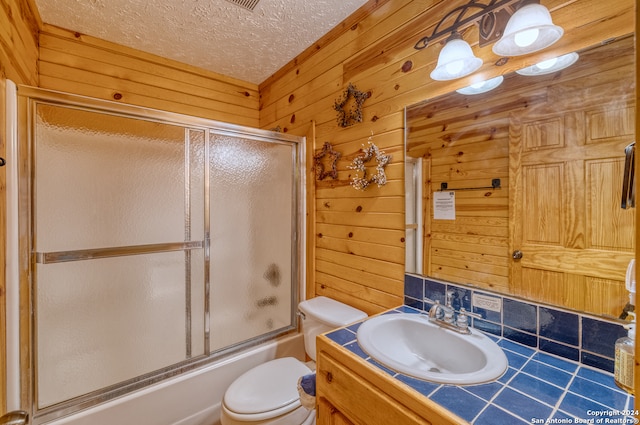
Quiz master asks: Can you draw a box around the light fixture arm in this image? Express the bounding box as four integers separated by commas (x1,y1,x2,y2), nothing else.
414,0,537,50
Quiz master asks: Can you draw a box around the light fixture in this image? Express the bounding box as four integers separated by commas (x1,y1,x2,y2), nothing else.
492,3,563,56
430,33,483,81
515,52,579,76
456,76,505,95
414,0,565,81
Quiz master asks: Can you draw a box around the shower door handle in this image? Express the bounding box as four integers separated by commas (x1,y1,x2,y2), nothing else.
0,411,28,425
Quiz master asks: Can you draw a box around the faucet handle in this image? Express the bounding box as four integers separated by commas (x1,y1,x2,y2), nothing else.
456,308,482,330
460,308,482,319
424,298,443,320
446,290,454,306
456,308,471,329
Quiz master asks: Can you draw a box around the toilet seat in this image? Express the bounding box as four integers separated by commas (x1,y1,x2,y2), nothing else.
223,357,312,422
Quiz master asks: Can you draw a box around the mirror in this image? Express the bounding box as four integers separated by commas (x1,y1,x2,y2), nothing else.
405,35,636,318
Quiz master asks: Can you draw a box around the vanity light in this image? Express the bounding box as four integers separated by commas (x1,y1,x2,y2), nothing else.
515,52,579,76
430,33,483,81
414,0,565,82
456,75,504,95
492,2,564,56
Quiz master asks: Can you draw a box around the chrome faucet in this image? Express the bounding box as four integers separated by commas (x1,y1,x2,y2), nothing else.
424,291,481,334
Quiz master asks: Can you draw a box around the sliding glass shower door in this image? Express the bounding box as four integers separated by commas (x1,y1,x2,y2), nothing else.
18,87,303,422
209,135,296,351
33,104,205,409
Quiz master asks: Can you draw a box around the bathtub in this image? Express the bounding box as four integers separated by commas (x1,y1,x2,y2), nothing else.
41,332,305,425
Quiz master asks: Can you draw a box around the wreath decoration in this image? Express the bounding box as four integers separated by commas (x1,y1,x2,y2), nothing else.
333,83,370,128
348,137,392,190
313,142,341,180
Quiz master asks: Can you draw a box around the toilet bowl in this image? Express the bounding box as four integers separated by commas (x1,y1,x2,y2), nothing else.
220,296,367,425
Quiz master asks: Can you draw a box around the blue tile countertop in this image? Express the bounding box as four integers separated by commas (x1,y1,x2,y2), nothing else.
325,306,638,425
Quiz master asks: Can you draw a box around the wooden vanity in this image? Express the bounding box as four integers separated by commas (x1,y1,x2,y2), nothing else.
314,308,636,425
316,334,464,425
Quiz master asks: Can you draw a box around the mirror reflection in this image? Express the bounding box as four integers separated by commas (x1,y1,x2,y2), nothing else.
405,35,635,318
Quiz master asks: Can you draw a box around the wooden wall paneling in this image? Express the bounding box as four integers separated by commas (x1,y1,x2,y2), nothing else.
38,28,258,102
421,158,431,277
260,0,451,135
314,248,405,282
307,103,405,313
0,0,39,85
315,223,404,249
259,0,400,102
259,66,344,131
305,121,317,301
261,0,634,314
339,0,634,114
0,0,40,416
38,25,259,127
409,95,511,292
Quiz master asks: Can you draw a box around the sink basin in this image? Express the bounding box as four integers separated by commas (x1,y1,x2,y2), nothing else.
356,313,508,385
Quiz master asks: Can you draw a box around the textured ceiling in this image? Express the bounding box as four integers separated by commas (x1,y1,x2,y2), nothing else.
34,0,369,85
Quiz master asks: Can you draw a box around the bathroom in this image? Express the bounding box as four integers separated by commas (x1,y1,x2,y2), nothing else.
0,0,637,424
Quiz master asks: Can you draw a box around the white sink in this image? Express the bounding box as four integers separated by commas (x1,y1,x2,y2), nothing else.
356,313,508,385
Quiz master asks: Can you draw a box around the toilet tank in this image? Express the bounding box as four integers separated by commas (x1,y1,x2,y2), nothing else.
298,296,368,361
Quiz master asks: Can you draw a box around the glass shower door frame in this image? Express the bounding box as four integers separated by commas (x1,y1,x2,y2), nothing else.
12,85,305,423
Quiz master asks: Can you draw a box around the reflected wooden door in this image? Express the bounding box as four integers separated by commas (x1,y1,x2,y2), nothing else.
509,96,635,316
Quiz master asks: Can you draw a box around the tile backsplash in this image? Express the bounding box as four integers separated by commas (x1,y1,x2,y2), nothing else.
405,274,629,373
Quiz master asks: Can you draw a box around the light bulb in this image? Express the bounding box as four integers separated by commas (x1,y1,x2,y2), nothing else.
445,60,465,76
492,3,563,56
430,34,482,81
516,52,579,76
456,76,504,95
514,28,539,47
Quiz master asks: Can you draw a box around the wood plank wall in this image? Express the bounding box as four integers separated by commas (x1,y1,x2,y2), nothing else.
0,0,39,85
38,24,260,128
259,0,635,316
0,0,40,416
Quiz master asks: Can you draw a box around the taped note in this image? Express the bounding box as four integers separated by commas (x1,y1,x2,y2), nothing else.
433,191,455,220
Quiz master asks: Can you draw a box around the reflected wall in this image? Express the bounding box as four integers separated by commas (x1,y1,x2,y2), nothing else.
405,36,636,317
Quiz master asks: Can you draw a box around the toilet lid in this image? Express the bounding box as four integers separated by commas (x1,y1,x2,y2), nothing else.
224,357,312,416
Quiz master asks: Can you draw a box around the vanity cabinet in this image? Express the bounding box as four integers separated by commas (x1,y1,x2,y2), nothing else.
315,335,463,425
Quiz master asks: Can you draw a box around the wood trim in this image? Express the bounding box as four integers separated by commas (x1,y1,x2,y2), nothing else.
306,121,317,300
0,77,6,417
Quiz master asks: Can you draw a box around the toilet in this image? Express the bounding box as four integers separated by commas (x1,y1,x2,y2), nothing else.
220,296,368,425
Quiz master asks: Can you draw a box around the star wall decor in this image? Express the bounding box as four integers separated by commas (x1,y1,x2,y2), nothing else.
348,137,392,191
313,141,342,180
333,83,370,128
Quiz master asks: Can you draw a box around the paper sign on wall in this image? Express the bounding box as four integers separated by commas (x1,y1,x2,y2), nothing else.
433,191,456,220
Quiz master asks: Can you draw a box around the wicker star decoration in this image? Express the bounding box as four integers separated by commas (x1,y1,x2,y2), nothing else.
348,138,392,190
333,83,370,128
313,141,342,180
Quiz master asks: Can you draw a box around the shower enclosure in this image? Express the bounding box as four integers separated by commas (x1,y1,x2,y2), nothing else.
8,86,304,423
